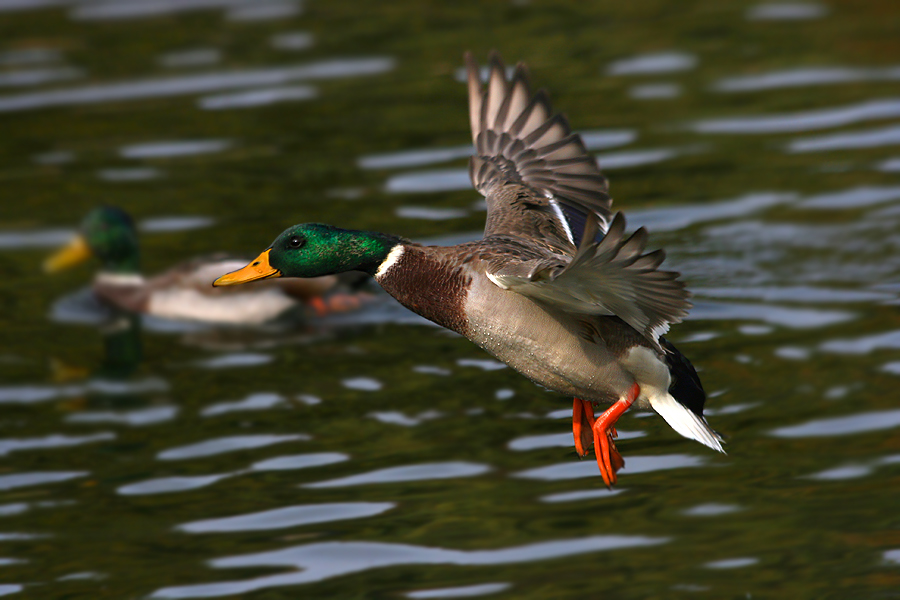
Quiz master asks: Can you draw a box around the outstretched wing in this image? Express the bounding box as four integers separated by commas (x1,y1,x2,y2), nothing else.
485,212,691,344
466,51,611,247
466,52,690,344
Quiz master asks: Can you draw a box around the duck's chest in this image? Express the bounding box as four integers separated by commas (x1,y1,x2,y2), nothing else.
375,245,471,335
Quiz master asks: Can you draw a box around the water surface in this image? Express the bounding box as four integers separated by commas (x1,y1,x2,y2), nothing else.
1,1,899,598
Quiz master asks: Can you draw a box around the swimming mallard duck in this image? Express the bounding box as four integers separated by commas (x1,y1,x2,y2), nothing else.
215,52,724,485
45,206,369,325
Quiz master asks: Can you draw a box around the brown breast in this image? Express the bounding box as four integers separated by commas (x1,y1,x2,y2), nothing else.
376,245,472,335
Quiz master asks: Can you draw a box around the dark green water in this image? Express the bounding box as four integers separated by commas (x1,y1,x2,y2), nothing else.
1,1,899,598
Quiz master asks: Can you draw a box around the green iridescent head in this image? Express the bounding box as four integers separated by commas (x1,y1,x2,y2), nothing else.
45,206,140,274
214,223,399,286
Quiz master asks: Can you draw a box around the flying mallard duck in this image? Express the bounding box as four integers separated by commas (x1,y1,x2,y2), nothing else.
45,206,369,325
215,52,724,485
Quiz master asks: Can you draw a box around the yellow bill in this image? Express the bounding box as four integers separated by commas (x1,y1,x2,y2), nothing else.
44,234,92,273
213,249,281,286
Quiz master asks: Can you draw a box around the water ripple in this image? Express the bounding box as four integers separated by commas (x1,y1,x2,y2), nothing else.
202,392,285,416
456,358,506,371
691,98,900,134
70,0,297,21
629,192,796,232
406,582,511,598
787,123,900,153
629,83,681,99
681,503,743,516
0,377,168,405
507,430,643,451
514,454,707,481
226,1,300,21
341,376,383,391
66,406,178,426
769,409,900,438
158,434,308,461
97,167,161,182
0,227,73,249
194,353,273,369
800,184,900,209
0,471,87,491
0,432,114,456
689,301,854,328
177,502,395,533
149,535,667,598
607,51,697,75
693,285,891,303
119,473,232,496
360,145,474,170
159,48,221,69
0,47,61,65
369,410,443,426
270,32,314,52
746,2,827,20
198,86,317,110
877,157,900,172
250,453,348,471
0,66,82,87
120,139,232,159
396,206,469,221
539,488,625,504
0,58,394,113
704,557,759,569
820,329,900,354
118,452,347,495
713,66,900,92
303,462,490,488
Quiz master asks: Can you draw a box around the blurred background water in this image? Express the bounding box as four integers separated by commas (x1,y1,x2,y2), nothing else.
1,0,899,598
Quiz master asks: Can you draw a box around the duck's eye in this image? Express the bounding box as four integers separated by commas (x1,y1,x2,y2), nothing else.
288,235,304,248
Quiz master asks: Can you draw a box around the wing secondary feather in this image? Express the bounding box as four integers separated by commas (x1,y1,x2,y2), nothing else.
485,213,691,344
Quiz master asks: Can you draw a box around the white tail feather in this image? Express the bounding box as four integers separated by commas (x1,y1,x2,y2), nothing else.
648,393,725,453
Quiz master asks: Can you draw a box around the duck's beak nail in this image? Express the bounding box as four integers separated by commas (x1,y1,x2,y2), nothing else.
44,234,91,273
213,248,281,287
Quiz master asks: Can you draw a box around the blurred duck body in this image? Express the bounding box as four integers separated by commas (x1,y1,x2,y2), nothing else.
45,206,365,325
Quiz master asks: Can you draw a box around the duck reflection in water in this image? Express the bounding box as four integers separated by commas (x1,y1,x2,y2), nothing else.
216,52,725,486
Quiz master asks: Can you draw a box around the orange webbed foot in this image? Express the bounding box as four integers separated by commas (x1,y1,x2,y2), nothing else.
588,383,640,487
592,423,624,487
572,398,596,458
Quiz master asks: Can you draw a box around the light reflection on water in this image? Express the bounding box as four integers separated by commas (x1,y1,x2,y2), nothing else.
150,535,668,598
515,454,709,481
405,582,511,599
0,57,394,112
690,98,900,134
176,501,395,533
606,51,697,76
712,65,900,92
303,461,492,489
118,452,348,496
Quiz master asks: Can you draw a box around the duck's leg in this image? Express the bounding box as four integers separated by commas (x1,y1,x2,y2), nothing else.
591,382,640,487
572,398,595,457
308,293,368,317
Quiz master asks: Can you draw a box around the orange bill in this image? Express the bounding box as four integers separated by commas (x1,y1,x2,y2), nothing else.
44,234,92,273
213,249,281,286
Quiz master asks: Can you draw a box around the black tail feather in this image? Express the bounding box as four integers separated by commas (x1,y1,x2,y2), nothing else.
660,336,706,418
